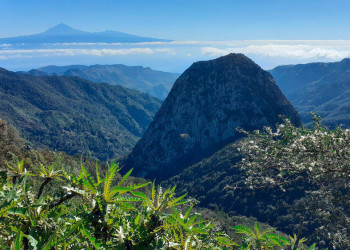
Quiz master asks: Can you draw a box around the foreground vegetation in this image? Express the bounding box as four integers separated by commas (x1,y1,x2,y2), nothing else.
1,159,315,249
1,116,334,249
0,117,313,249
167,114,350,249
239,114,350,248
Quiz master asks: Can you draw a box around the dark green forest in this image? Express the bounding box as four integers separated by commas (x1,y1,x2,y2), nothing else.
0,68,161,160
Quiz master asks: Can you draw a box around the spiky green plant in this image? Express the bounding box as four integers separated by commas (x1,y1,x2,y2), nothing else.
0,157,320,249
232,223,290,249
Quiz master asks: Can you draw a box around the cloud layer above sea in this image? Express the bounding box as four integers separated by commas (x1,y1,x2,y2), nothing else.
1,40,350,72
0,48,175,59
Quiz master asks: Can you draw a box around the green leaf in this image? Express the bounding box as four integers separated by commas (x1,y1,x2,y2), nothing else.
151,180,156,205
184,205,193,220
231,225,253,235
104,161,120,199
14,231,23,250
135,213,141,225
168,193,188,207
131,191,151,201
80,226,104,249
95,161,102,184
80,158,97,193
309,243,317,250
118,168,133,186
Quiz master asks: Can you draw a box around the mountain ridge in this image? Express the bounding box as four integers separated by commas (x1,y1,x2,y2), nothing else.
270,58,350,126
43,23,89,35
24,64,180,99
0,67,162,160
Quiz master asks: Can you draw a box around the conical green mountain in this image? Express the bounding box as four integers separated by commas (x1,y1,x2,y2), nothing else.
125,53,301,180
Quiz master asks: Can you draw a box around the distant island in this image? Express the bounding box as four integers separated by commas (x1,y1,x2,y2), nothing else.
0,23,170,44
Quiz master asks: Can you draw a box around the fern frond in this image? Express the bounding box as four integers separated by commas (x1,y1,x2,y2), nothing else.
95,161,102,185
13,231,23,250
80,159,97,193
80,226,105,249
168,193,188,207
151,180,156,206
266,233,290,247
118,168,132,186
231,225,253,235
103,161,119,200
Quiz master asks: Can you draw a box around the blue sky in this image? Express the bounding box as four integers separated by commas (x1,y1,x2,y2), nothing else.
1,0,350,72
1,0,350,40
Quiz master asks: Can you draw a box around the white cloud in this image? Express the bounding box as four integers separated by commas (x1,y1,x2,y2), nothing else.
201,43,350,60
0,47,175,59
201,47,229,57
2,40,350,64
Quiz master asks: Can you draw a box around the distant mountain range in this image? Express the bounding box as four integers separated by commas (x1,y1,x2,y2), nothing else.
23,64,180,100
270,58,350,127
124,53,301,180
0,67,161,160
0,23,169,44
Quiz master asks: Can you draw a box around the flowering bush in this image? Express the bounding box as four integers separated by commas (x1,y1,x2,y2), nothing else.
239,114,350,248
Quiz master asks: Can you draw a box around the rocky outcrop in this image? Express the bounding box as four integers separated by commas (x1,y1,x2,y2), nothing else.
124,54,301,180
